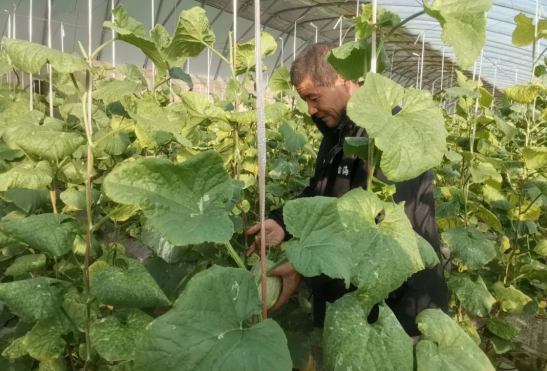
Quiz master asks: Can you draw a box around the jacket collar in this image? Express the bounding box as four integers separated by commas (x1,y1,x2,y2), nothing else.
312,107,357,141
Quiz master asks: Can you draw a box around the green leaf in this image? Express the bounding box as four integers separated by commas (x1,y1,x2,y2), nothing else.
278,122,306,152
133,266,292,371
92,129,130,156
93,79,142,104
1,337,28,359
344,137,369,160
508,201,541,221
487,317,520,340
423,0,493,70
16,131,85,161
268,66,291,93
503,83,544,104
417,234,440,268
442,227,496,269
323,294,413,371
354,4,401,40
25,318,66,361
523,147,547,170
0,142,23,161
512,13,547,47
180,91,228,128
169,67,193,88
5,254,47,276
448,273,495,317
163,7,215,61
0,161,53,192
103,151,234,246
0,214,83,257
494,116,517,139
470,162,502,183
59,187,100,211
141,223,186,264
119,63,147,85
38,358,67,371
90,310,153,362
492,282,532,313
284,197,353,286
1,38,88,74
268,158,300,179
467,201,503,232
534,239,547,256
235,32,277,75
0,277,68,322
416,309,495,371
338,189,425,304
144,257,189,301
5,188,51,214
91,257,171,308
326,40,389,80
347,72,446,181
104,6,166,74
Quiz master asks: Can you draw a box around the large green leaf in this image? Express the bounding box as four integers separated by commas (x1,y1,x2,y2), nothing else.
442,227,496,269
90,310,153,362
0,214,83,257
512,13,547,47
338,189,426,304
0,277,68,322
284,197,353,286
16,131,85,161
235,32,277,75
487,317,520,340
104,6,166,73
163,7,215,62
25,318,66,361
92,129,130,156
119,63,147,85
324,294,413,371
133,266,292,371
180,91,228,129
470,162,502,183
423,0,493,70
523,147,547,170
269,66,291,93
492,282,532,313
93,79,143,104
0,161,53,192
103,151,234,246
91,257,171,308
503,83,544,104
416,309,495,371
326,40,389,80
278,122,307,152
1,38,88,74
5,188,51,214
448,273,495,317
347,72,446,181
5,254,47,276
355,4,401,40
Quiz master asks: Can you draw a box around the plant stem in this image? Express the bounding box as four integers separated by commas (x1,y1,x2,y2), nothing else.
367,138,375,190
153,77,171,90
91,38,116,60
224,241,245,269
384,10,426,40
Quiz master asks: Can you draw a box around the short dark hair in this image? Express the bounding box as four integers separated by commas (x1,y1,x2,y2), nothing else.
290,42,338,88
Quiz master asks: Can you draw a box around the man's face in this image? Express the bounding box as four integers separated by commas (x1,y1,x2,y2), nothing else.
296,75,352,128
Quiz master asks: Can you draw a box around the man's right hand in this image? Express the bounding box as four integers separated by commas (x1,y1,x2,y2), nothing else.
245,219,285,256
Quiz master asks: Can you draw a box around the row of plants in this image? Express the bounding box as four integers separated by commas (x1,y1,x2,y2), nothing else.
0,0,545,370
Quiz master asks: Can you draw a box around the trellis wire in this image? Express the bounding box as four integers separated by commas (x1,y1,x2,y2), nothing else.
253,0,268,320
492,59,498,109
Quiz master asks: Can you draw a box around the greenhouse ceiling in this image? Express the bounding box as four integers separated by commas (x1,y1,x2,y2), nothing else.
0,0,543,93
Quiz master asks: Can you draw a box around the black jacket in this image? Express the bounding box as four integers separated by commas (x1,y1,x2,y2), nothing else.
270,111,448,336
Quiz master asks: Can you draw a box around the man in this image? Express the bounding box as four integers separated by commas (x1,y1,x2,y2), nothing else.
246,42,447,336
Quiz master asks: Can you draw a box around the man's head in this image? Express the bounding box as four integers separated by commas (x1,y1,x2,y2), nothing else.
291,43,360,128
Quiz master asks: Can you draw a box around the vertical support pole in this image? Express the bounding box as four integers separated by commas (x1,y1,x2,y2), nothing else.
419,32,425,89
207,48,211,98
355,0,359,41
61,23,65,52
47,0,53,117
310,22,317,43
279,37,284,67
389,49,394,78
371,5,377,74
111,0,115,72
339,16,343,46
151,0,155,90
491,60,498,109
293,20,296,61
471,49,484,144
472,61,477,81
416,56,420,87
6,13,10,89
12,4,16,39
440,47,445,90
29,0,33,109
533,0,540,76
233,0,237,66
253,0,268,321
450,62,454,87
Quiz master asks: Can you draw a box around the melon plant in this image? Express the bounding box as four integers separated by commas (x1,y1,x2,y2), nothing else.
0,1,544,371
251,259,282,309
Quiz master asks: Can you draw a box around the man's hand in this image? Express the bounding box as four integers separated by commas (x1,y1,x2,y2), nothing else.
269,262,301,312
245,219,285,256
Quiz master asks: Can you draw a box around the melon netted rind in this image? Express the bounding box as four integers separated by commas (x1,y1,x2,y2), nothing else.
251,259,283,309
